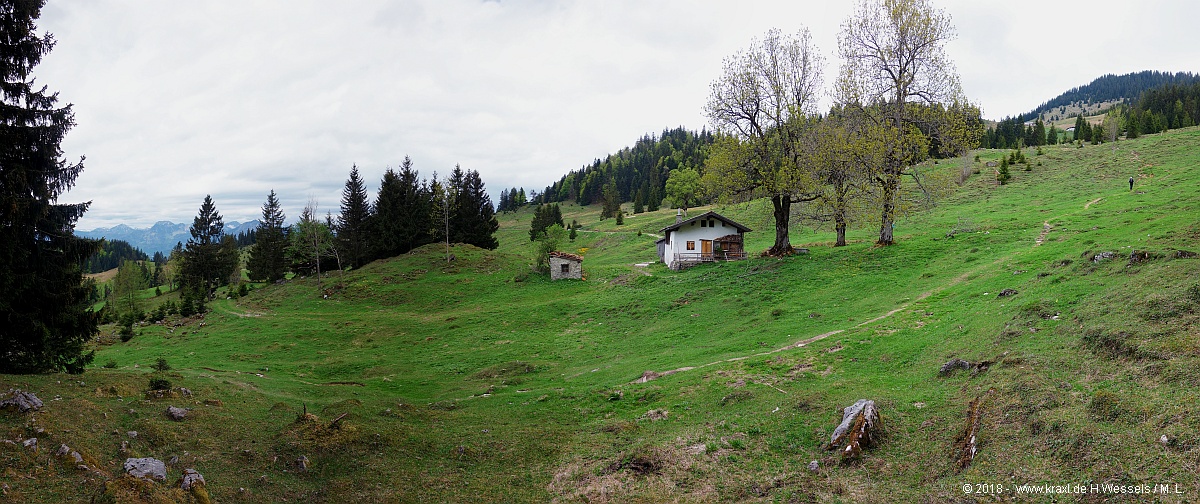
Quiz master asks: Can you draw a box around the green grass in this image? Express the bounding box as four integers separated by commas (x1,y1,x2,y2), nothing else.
3,129,1200,502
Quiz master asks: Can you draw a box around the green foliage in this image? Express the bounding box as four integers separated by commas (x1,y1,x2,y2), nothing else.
532,224,566,272
663,167,702,212
83,239,148,274
246,189,288,282
181,195,239,298
448,165,500,250
147,377,172,391
0,0,98,374
153,357,171,372
997,158,1011,184
336,165,373,269
529,204,564,241
372,156,434,258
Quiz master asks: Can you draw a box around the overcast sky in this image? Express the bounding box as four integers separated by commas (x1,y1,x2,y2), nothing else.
34,0,1199,230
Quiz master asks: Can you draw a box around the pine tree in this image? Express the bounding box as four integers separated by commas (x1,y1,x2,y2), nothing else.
997,158,1011,185
181,195,236,298
373,156,432,258
336,165,372,268
247,190,288,282
449,166,499,250
0,0,99,373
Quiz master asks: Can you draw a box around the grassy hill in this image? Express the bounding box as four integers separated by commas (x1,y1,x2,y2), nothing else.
3,129,1199,502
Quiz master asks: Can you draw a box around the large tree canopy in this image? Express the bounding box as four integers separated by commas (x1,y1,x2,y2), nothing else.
836,0,977,245
0,0,99,374
703,27,824,255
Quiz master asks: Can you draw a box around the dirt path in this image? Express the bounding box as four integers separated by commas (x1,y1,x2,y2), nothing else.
633,257,1007,384
1035,221,1052,246
1084,197,1102,209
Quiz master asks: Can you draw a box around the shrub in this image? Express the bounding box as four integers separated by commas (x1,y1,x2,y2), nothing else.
103,359,118,369
153,357,171,372
148,378,172,391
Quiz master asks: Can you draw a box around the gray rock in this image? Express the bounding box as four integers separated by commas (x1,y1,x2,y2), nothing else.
127,431,138,438
123,457,167,481
295,455,309,472
181,468,205,490
55,444,70,457
0,390,43,412
166,406,187,421
807,460,820,473
997,288,1018,297
22,438,36,452
70,451,83,464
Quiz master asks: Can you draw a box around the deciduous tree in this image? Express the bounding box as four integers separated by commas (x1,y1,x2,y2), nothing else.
836,0,976,245
704,27,824,255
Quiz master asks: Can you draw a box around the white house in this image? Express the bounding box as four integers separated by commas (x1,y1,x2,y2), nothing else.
656,210,752,270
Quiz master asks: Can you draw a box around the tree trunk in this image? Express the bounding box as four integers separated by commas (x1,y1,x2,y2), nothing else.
834,187,848,247
877,174,897,246
769,194,794,256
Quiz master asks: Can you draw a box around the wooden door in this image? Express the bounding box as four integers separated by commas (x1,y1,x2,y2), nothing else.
701,240,713,258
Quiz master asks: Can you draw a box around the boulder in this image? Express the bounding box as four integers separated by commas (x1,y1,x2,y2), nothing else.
166,406,188,421
939,359,971,376
180,468,205,490
55,444,71,457
0,390,43,412
826,399,880,459
997,288,1018,297
124,457,168,481
22,438,37,452
807,460,820,473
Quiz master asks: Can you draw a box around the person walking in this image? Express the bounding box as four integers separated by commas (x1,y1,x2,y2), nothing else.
1129,176,1135,191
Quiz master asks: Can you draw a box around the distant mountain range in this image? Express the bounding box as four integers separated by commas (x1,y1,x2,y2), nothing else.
77,220,259,256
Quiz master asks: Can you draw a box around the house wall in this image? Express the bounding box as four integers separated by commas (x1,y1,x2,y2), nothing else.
549,257,582,280
664,219,742,269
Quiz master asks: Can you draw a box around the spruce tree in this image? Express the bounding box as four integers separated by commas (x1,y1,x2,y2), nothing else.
247,190,287,282
449,165,499,249
0,0,99,373
181,195,235,298
373,156,431,258
336,165,372,268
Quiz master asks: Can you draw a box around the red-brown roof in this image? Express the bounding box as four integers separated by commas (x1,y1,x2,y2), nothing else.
549,251,583,262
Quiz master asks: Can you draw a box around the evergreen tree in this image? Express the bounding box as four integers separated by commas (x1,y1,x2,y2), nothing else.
0,0,99,373
997,158,1011,185
373,156,432,258
600,178,621,220
336,165,372,269
529,203,565,241
247,190,288,282
181,195,236,298
449,165,499,250
1033,119,1046,146
1046,124,1058,145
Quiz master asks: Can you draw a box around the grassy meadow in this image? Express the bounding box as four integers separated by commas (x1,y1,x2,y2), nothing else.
3,128,1200,502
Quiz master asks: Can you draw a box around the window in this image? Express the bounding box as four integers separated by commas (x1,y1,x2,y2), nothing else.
709,219,716,227
700,220,706,227
561,263,570,274
686,241,695,250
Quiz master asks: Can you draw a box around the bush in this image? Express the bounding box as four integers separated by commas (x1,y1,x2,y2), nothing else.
153,357,171,372
238,283,249,297
148,377,172,391
103,359,118,369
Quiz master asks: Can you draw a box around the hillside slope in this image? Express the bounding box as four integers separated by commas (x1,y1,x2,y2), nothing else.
3,128,1199,502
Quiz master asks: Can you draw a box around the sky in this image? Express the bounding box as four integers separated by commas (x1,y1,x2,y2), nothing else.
33,0,1200,230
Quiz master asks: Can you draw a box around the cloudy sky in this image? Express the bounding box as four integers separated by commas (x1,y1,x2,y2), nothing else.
34,0,1199,230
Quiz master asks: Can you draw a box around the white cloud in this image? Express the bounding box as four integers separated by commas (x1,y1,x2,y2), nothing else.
33,0,1200,229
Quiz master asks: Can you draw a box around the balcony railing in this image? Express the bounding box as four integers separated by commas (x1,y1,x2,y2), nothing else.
672,251,748,268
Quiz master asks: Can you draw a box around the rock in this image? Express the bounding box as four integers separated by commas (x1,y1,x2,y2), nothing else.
1092,251,1116,263
295,455,309,472
55,444,71,457
22,438,37,451
0,389,43,412
166,406,188,421
807,460,820,473
179,388,193,397
1159,435,1174,447
127,431,138,438
997,288,1018,297
180,468,205,490
1172,249,1197,259
70,451,83,464
124,457,168,481
939,359,971,376
169,455,180,466
120,440,129,454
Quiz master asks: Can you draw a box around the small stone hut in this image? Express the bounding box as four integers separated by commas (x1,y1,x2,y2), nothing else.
549,251,583,280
